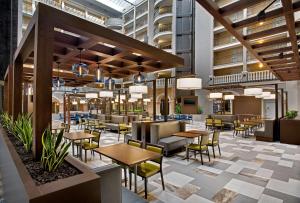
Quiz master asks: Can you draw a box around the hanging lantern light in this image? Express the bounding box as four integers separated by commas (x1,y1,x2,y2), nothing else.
177,77,202,90
72,48,89,77
72,88,79,94
224,95,235,100
105,76,115,90
255,91,271,99
52,62,65,88
209,92,223,99
129,85,148,94
131,93,143,99
95,62,103,83
244,88,263,96
99,90,113,98
134,72,145,84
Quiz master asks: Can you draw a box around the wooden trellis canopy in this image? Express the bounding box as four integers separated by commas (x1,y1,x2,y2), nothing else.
18,3,184,86
196,0,300,81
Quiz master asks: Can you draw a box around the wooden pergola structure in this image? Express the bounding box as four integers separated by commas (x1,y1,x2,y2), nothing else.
197,0,300,81
4,3,184,159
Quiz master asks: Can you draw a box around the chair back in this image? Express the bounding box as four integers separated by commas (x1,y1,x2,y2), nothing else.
212,130,220,142
145,143,164,166
200,135,209,146
127,139,142,148
84,129,91,134
91,130,101,145
214,119,222,125
119,123,128,131
234,120,240,127
206,118,213,124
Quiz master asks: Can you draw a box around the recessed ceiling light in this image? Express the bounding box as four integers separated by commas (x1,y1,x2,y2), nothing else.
132,52,142,56
98,42,116,48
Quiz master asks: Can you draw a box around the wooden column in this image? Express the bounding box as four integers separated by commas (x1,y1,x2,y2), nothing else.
63,94,66,123
164,78,168,122
4,75,9,112
285,91,288,112
153,80,156,121
109,98,112,114
32,13,54,159
118,90,121,115
12,59,23,120
281,89,284,118
125,91,128,116
23,82,28,113
7,65,13,115
67,95,71,125
274,84,279,141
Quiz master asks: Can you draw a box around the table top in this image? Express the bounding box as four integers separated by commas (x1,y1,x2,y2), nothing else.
63,132,95,140
94,143,161,166
173,130,209,138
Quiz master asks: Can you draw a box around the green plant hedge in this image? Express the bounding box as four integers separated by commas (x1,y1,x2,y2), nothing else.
286,110,298,119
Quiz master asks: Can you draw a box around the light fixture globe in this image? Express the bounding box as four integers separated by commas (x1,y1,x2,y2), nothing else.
95,62,104,83
224,95,235,100
72,48,89,77
244,88,263,96
209,92,223,99
129,85,148,94
52,62,65,88
134,72,145,84
177,78,202,90
99,90,113,98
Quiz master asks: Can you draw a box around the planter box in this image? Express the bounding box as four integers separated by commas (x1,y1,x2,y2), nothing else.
0,127,101,203
280,118,300,145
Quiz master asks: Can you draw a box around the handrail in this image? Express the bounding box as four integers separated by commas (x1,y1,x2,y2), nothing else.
153,24,172,36
211,70,277,85
154,6,172,19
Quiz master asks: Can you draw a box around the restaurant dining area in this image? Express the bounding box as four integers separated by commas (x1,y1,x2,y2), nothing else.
1,0,300,203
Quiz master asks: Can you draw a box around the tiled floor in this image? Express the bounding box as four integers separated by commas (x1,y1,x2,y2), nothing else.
67,122,300,203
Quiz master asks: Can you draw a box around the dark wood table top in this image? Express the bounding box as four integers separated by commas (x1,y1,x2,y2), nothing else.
94,143,161,166
63,132,95,140
173,130,209,138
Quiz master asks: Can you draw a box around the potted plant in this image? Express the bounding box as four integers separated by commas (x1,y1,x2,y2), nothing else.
0,112,101,203
285,110,298,119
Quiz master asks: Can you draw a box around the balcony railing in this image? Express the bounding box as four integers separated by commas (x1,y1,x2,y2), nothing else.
212,70,277,85
214,52,243,66
147,78,175,88
154,24,172,36
30,0,106,26
154,6,172,19
214,36,238,47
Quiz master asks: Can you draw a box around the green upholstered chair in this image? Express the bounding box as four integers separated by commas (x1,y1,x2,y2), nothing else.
118,123,132,142
214,119,224,131
82,130,101,162
129,143,165,199
205,118,214,130
187,134,210,165
233,120,247,137
207,130,221,158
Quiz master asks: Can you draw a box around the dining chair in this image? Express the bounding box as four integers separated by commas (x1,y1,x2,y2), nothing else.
233,120,247,137
129,143,165,199
214,119,224,131
187,134,210,165
207,130,221,158
205,118,214,130
82,130,101,162
118,123,131,142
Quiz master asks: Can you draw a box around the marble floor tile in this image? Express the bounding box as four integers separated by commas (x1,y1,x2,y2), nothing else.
220,151,234,158
232,147,251,152
224,179,265,200
281,154,300,161
258,194,283,203
212,188,238,203
225,164,243,174
236,160,262,170
185,194,214,203
197,165,223,175
163,172,194,188
266,178,300,198
255,168,273,179
256,154,281,162
278,159,293,168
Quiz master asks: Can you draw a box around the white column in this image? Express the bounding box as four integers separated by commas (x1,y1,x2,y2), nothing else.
285,81,300,112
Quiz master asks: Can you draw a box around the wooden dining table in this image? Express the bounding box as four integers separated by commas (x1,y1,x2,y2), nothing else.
93,143,161,193
63,132,95,161
173,130,209,160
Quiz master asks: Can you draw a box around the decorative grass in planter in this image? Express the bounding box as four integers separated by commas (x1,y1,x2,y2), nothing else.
0,112,101,203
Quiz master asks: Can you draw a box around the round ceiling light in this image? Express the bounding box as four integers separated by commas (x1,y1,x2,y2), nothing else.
129,85,148,94
209,92,223,99
99,90,113,98
177,78,202,90
244,88,263,96
224,95,235,100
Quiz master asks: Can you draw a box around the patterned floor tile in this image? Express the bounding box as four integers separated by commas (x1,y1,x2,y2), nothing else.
163,172,194,188
258,194,283,203
224,179,265,199
266,178,300,198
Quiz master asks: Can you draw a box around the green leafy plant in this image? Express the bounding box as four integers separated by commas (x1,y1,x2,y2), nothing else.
197,106,203,114
41,128,71,172
286,110,298,119
14,114,33,152
175,104,182,114
0,112,13,132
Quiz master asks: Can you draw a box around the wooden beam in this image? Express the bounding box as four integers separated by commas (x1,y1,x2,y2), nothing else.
258,46,293,56
281,0,300,69
271,63,297,69
263,53,295,61
12,59,23,120
196,0,282,80
232,1,300,29
219,0,266,16
32,6,54,160
244,25,288,40
267,58,295,65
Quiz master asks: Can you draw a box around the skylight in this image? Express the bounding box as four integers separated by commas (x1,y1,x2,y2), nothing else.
95,0,136,12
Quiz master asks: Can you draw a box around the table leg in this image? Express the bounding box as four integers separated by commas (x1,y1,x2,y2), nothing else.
80,139,83,161
134,164,137,193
